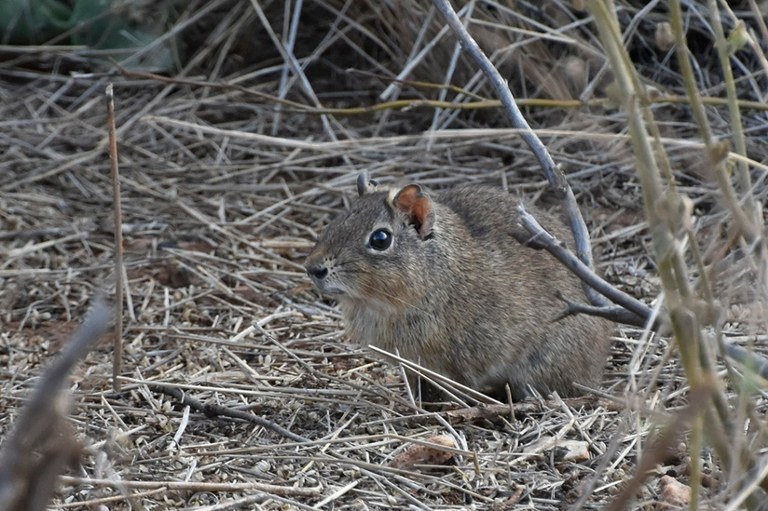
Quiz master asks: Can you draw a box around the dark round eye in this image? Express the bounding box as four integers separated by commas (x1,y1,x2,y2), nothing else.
368,228,392,251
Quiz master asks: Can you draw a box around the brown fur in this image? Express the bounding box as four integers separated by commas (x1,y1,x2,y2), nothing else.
305,177,612,400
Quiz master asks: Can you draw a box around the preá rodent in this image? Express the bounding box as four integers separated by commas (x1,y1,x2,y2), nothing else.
304,174,611,400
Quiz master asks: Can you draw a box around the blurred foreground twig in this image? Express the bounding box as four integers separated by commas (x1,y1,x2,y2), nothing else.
0,301,111,511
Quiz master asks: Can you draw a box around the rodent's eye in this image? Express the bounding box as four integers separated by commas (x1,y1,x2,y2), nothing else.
368,228,392,251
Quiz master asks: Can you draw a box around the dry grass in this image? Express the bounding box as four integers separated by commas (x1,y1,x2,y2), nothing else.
1,0,767,509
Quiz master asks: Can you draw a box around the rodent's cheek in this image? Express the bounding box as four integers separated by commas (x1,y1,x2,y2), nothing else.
356,271,414,311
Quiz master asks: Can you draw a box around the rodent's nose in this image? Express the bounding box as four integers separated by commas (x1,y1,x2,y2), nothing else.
306,263,328,280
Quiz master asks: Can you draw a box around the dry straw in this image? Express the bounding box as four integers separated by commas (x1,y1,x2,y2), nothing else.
0,0,766,509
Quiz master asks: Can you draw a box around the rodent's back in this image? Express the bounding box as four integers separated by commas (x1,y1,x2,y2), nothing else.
305,179,611,399
433,186,611,397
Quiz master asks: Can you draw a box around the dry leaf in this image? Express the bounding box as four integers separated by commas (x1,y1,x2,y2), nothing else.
658,475,691,509
390,435,457,470
557,440,590,462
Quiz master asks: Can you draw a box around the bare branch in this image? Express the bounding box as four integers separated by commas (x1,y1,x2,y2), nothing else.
519,204,768,381
431,0,605,306
431,0,558,190
517,205,652,323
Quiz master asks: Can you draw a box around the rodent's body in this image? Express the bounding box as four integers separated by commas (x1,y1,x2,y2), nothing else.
305,177,610,400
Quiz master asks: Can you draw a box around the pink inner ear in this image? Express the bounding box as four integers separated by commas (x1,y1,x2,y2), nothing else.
395,185,433,237
411,199,430,232
394,185,420,212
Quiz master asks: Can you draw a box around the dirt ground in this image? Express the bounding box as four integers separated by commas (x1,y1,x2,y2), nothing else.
1,1,767,509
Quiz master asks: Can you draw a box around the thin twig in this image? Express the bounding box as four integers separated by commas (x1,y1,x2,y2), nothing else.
58,475,322,497
106,83,124,393
605,385,712,511
144,381,309,443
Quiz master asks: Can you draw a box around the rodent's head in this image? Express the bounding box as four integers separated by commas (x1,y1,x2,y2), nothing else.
304,173,435,310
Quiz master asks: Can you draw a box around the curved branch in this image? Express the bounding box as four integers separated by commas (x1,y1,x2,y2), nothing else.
517,205,768,380
431,0,558,188
431,0,605,306
517,205,653,322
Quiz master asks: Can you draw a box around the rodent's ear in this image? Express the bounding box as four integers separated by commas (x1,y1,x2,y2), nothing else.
356,171,380,196
391,184,434,239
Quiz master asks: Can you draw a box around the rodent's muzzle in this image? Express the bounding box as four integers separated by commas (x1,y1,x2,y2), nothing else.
304,260,344,295
305,262,328,281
